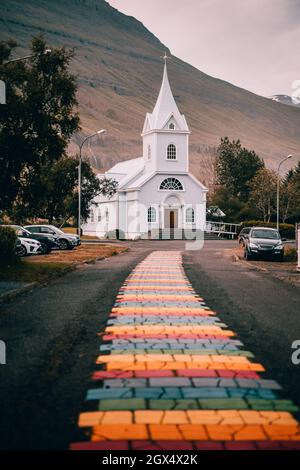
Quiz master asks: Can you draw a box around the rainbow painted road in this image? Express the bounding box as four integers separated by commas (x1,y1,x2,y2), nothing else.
70,251,300,450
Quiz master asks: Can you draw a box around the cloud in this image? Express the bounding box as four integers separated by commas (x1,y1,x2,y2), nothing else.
108,0,300,96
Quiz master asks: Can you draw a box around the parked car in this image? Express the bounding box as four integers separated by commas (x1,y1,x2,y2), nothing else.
243,227,285,261
17,236,41,257
238,227,251,246
6,225,58,254
24,225,80,250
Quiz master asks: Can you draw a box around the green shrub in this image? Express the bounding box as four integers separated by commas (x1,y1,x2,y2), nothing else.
284,247,298,262
239,221,295,239
0,226,18,265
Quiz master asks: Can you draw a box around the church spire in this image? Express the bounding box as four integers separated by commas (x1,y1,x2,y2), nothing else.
142,59,189,134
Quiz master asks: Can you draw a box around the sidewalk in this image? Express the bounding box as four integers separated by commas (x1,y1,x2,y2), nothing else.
70,251,300,450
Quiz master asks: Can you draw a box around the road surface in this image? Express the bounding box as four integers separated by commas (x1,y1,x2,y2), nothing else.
0,240,299,449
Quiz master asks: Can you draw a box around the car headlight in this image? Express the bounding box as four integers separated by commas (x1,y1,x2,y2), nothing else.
249,242,258,248
275,242,283,249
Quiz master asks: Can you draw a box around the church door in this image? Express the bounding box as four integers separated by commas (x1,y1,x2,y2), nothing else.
170,211,175,229
164,208,178,229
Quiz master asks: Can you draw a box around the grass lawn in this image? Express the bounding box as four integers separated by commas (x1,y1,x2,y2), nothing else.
0,244,128,283
27,244,128,264
0,261,73,283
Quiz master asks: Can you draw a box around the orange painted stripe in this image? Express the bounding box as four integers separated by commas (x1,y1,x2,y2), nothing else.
78,410,297,427
88,423,300,442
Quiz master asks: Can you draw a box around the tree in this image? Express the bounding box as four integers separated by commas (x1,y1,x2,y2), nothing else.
0,36,79,213
12,157,118,224
248,168,277,222
216,137,264,201
209,185,258,222
281,162,300,223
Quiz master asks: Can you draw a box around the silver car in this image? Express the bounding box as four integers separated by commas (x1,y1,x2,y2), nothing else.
24,225,80,250
244,227,284,261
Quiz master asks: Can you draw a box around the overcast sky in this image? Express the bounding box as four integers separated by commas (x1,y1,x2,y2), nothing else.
108,0,300,97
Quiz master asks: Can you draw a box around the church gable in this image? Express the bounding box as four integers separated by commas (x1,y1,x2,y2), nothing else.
142,113,152,134
162,113,180,131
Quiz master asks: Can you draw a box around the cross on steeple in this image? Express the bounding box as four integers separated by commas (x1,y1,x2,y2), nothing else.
160,51,170,64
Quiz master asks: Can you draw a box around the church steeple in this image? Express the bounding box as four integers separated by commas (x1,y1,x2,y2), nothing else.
142,59,190,174
142,61,189,134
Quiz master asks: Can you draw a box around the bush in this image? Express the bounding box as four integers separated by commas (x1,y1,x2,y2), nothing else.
284,247,298,262
0,226,18,265
239,221,295,239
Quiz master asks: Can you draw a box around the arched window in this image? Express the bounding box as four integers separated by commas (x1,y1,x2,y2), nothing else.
105,209,109,221
147,144,151,160
185,207,195,223
167,143,177,160
147,206,156,223
98,209,101,222
168,122,175,130
159,177,183,191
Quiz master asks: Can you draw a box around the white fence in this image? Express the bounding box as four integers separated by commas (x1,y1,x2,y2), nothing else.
205,221,241,239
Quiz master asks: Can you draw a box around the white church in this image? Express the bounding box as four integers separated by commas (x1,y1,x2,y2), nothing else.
83,62,208,240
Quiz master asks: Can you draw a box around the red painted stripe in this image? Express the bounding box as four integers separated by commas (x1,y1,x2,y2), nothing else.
70,440,300,451
101,333,232,341
91,369,260,380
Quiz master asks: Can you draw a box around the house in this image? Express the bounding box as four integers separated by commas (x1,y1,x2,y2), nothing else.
83,62,208,239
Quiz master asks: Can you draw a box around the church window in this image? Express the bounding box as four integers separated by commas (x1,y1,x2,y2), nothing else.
105,209,109,221
147,206,156,223
90,208,95,223
98,209,101,222
159,177,183,191
147,144,151,160
167,143,177,160
185,207,195,223
169,122,175,130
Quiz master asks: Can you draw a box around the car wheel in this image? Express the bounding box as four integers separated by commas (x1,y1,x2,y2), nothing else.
59,239,69,250
17,245,27,257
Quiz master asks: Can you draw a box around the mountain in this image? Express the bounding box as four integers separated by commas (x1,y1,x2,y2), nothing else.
270,95,300,108
1,0,300,186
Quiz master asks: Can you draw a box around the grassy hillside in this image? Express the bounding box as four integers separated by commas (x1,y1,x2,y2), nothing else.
1,0,300,185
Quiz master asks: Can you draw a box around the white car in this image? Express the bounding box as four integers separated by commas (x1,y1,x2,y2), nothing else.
17,237,41,257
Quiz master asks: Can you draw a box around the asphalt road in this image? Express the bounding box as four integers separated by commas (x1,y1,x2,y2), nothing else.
0,239,300,449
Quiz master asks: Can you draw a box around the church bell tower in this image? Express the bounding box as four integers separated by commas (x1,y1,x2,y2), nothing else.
141,58,190,174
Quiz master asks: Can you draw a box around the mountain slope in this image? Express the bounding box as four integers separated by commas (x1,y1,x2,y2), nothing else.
1,0,300,185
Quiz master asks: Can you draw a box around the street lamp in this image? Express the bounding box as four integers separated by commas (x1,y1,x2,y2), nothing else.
276,154,293,231
3,48,52,65
77,129,106,235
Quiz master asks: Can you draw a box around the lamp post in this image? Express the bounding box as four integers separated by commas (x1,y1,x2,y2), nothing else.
3,49,52,65
77,129,106,235
1,49,52,104
276,154,293,231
